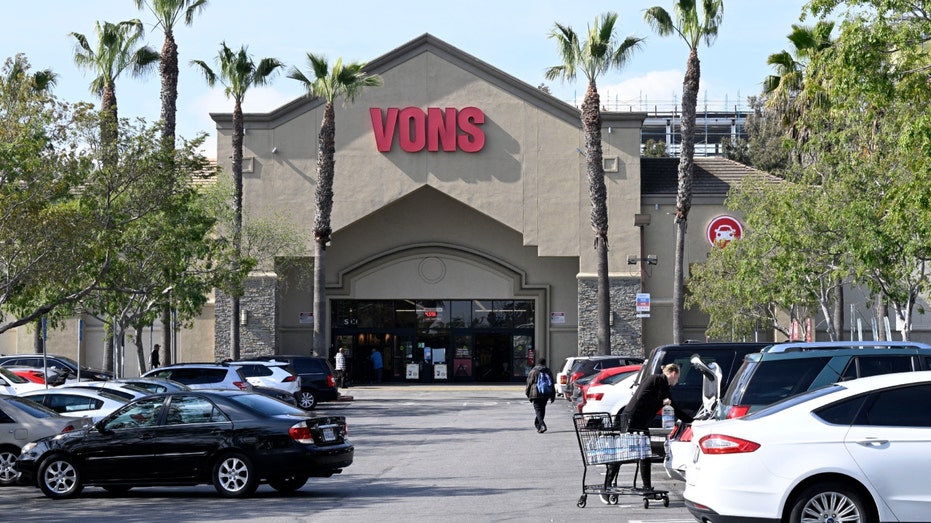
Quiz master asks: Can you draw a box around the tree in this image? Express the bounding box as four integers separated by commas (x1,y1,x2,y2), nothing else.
642,138,668,157
288,53,382,356
0,58,100,335
763,21,834,168
644,0,723,344
134,0,208,366
545,12,644,355
76,120,222,375
70,19,159,152
721,95,792,175
191,43,283,360
3,53,57,94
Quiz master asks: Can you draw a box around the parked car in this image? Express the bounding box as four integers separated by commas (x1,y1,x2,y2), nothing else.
665,340,931,482
0,367,45,395
19,388,129,422
0,395,92,486
110,377,190,394
598,342,768,454
15,390,354,498
7,367,67,386
251,355,338,409
251,386,299,406
56,382,151,402
720,340,931,419
571,364,641,413
564,355,644,403
0,354,112,381
556,356,588,398
228,360,301,397
581,372,639,416
684,370,931,522
142,363,253,391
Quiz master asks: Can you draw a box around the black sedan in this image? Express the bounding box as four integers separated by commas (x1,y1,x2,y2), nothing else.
15,390,353,498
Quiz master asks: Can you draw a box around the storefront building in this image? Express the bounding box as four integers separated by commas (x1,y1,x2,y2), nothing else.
207,33,743,384
0,34,778,380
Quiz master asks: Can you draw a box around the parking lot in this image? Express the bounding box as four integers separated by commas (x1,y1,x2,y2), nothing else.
4,384,693,522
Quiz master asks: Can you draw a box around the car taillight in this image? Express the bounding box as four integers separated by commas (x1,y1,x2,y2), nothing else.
327,375,335,388
585,392,604,401
698,434,760,454
559,375,567,385
61,424,77,433
726,405,751,419
283,375,297,382
289,421,313,443
234,381,250,391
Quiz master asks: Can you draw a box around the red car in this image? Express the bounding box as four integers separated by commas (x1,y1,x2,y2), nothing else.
572,364,642,413
9,367,67,386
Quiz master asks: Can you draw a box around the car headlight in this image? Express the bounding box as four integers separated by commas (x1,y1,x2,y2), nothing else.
21,442,36,454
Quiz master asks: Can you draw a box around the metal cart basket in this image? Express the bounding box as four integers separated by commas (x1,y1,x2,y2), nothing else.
572,412,670,509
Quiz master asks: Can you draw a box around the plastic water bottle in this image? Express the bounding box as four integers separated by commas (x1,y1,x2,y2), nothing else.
662,404,675,430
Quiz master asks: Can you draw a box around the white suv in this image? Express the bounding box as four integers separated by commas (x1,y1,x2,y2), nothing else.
227,361,301,397
143,364,252,391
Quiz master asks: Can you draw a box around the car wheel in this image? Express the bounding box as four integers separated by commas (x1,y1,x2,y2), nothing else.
213,452,258,498
0,446,20,486
297,391,318,410
788,481,871,523
38,455,84,499
267,474,309,493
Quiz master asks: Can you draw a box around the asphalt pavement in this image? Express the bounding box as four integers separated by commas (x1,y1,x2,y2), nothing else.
3,383,695,523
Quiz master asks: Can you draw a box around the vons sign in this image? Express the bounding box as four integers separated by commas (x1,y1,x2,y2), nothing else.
369,107,485,153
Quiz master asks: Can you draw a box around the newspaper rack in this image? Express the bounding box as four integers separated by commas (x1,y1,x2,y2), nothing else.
572,412,670,509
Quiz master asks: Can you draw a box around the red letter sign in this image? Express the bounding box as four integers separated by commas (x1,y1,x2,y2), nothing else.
369,106,485,153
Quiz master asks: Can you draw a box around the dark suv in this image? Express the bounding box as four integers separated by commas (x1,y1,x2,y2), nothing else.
720,340,931,419
628,342,770,451
252,355,338,409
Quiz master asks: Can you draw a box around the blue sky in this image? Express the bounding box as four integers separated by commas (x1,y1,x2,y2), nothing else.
4,0,816,155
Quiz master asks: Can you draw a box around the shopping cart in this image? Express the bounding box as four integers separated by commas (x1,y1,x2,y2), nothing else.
572,412,670,509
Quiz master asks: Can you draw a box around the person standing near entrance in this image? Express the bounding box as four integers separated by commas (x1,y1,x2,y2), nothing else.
335,347,347,388
525,358,555,433
370,348,383,383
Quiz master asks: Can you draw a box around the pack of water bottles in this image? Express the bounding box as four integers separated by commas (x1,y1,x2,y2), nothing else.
581,431,651,465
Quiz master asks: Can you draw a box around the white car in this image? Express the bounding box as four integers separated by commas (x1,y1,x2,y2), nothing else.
684,370,931,523
228,361,301,396
580,372,637,415
556,357,587,398
20,388,129,422
0,367,45,395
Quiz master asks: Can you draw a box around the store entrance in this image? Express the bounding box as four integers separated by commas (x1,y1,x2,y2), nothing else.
473,333,510,382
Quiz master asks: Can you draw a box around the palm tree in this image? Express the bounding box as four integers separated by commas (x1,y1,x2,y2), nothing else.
3,54,57,93
133,0,207,144
71,19,158,371
134,0,208,367
644,0,723,344
763,21,834,165
288,53,382,356
191,43,283,360
545,12,644,356
70,19,159,151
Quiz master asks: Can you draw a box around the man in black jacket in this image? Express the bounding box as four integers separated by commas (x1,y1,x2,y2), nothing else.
525,358,556,433
623,363,693,490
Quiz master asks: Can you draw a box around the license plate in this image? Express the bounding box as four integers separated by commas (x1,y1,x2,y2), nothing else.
322,428,336,442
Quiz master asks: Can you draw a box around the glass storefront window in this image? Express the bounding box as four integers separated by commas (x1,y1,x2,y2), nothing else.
395,300,418,328
472,300,493,328
355,301,394,328
450,301,471,327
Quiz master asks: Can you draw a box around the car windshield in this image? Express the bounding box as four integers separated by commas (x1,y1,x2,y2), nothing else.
742,383,844,420
228,392,306,417
7,396,60,418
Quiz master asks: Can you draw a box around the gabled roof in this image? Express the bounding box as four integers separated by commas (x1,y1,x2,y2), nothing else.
211,33,645,130
640,157,782,196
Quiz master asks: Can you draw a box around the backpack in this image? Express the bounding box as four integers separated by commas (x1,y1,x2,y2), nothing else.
536,369,554,396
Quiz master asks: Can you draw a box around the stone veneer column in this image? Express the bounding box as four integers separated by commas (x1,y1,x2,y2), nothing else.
577,276,642,357
214,273,279,361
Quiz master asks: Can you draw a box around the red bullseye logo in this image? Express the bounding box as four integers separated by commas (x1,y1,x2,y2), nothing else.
706,215,743,248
